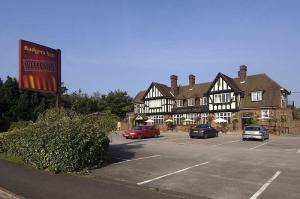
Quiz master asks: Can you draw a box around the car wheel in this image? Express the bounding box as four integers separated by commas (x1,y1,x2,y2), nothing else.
261,136,265,142
215,132,219,137
242,138,246,141
190,136,194,139
137,134,144,139
154,134,159,138
203,134,208,139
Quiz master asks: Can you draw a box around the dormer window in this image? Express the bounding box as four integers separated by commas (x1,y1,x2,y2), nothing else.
251,91,263,102
200,97,207,105
188,98,195,106
176,100,183,107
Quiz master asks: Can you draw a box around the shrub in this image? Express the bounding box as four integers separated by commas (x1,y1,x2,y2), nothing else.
8,120,31,131
1,109,118,173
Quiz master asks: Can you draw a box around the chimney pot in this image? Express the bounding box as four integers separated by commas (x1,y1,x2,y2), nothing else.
170,75,178,95
189,74,195,87
238,65,247,82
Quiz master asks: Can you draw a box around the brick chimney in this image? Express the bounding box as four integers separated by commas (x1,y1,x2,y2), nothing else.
170,75,178,95
189,74,195,88
238,65,247,83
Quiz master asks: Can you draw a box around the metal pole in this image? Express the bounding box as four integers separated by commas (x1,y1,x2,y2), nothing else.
56,49,61,111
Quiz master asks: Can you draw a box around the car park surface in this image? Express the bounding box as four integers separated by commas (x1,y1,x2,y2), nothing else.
88,132,300,199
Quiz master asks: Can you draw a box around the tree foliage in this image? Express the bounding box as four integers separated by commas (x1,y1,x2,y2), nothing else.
0,76,133,132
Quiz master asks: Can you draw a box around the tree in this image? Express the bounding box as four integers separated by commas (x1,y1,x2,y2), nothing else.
104,90,133,118
0,76,134,131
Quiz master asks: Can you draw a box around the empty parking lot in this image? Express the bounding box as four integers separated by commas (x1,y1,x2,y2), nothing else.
88,132,300,199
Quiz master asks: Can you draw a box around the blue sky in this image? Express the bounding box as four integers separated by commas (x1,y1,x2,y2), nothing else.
0,0,299,106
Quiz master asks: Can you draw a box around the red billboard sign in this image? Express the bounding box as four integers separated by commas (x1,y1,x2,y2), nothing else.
19,40,60,93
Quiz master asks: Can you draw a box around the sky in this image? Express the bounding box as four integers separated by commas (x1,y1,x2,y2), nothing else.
0,0,299,106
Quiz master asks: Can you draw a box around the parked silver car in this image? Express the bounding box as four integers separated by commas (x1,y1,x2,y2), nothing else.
242,125,269,141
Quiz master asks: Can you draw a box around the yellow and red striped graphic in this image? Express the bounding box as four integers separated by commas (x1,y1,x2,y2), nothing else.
21,74,57,93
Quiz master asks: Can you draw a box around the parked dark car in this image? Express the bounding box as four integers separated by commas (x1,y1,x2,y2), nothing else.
242,125,269,141
123,125,160,139
189,124,218,139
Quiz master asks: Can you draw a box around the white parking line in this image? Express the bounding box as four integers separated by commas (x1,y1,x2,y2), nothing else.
250,171,281,199
137,161,209,185
249,141,272,150
114,155,161,165
297,150,300,154
214,140,241,146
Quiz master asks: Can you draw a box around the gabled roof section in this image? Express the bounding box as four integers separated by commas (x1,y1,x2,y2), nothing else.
207,72,242,93
133,90,146,103
153,82,173,98
142,82,173,100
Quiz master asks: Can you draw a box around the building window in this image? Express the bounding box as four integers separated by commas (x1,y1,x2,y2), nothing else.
200,97,207,105
188,98,195,106
215,112,232,123
150,115,164,125
186,113,198,124
173,114,183,125
149,100,161,108
176,100,183,107
200,113,208,124
261,110,270,119
251,91,263,102
214,93,230,104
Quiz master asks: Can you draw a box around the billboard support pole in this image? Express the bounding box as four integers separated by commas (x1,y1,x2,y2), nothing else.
56,49,61,111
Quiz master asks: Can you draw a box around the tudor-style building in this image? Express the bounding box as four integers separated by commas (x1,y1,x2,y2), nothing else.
133,65,292,130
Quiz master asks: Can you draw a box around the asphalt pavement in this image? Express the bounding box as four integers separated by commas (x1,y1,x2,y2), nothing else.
0,159,202,199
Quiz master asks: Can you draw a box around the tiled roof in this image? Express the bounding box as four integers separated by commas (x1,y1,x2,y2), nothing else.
152,82,173,98
133,90,146,103
176,82,212,99
133,73,289,109
233,74,287,108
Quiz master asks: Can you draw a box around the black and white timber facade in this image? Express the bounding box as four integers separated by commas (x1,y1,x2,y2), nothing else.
133,65,291,127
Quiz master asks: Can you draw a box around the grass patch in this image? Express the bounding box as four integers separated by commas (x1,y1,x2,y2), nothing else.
0,152,25,165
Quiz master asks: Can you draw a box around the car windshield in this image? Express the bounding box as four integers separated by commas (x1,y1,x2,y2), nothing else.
245,126,261,131
196,124,209,129
132,126,143,130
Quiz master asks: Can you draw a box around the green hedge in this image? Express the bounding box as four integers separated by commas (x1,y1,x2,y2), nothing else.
1,109,118,173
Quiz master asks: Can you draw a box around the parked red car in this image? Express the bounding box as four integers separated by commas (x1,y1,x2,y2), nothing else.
123,126,160,139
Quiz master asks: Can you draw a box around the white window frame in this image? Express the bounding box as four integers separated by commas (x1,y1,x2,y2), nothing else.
188,98,195,106
176,100,183,107
214,93,231,104
251,91,263,102
200,113,208,124
215,112,232,123
150,115,164,125
200,97,207,105
173,114,183,125
261,110,270,119
149,100,162,108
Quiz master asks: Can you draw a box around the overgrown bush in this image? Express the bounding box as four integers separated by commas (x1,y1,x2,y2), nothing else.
8,120,31,131
1,109,118,173
0,133,7,153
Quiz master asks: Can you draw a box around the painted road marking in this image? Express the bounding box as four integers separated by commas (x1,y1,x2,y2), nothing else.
0,186,25,199
114,155,161,165
249,141,272,150
137,162,209,185
250,171,281,199
297,150,300,154
214,140,241,146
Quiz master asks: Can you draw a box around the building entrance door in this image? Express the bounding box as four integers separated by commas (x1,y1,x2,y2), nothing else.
242,113,253,129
